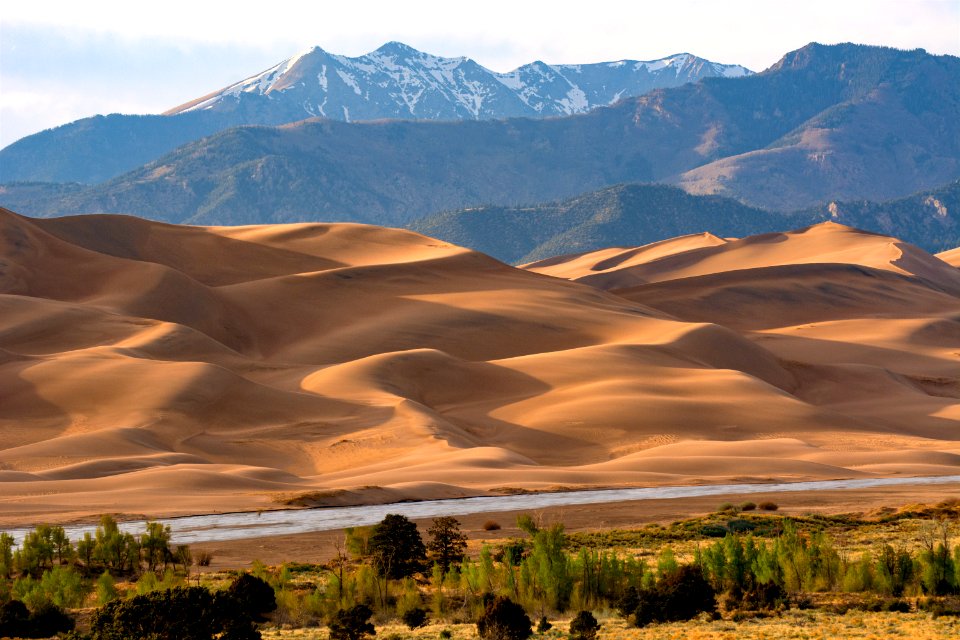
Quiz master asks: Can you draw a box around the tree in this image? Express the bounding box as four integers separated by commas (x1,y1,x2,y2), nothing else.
51,526,74,565
476,596,532,640
569,610,600,640
427,517,468,577
0,533,14,578
328,604,375,640
141,521,172,573
369,514,426,579
16,525,55,575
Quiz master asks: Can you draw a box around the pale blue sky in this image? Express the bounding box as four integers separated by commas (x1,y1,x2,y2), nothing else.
2,0,958,148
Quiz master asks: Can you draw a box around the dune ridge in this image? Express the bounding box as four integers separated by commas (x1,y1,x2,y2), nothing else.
1,208,958,523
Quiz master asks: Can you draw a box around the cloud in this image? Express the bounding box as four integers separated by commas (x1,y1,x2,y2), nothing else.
2,0,957,147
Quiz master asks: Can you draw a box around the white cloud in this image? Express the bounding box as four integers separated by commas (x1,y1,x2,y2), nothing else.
1,0,957,147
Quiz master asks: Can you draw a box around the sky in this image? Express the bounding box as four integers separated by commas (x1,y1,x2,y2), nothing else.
1,0,958,148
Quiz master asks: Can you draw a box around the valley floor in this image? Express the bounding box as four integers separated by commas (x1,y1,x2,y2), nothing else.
260,611,960,640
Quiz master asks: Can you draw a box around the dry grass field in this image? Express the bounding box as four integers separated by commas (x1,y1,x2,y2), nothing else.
260,610,960,640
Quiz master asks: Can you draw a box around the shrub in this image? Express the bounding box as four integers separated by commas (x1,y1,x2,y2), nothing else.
0,601,75,639
741,580,788,611
476,596,532,640
615,586,639,617
23,603,75,638
568,611,600,640
96,571,119,605
758,502,779,511
536,615,552,633
483,521,502,531
884,598,911,613
629,565,717,627
88,586,257,640
440,630,453,639
401,606,429,629
0,600,30,638
227,573,277,621
740,502,757,512
195,550,213,567
717,503,738,513
329,604,375,640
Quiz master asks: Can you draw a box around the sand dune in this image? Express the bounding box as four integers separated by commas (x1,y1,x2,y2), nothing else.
1,208,958,523
938,246,960,267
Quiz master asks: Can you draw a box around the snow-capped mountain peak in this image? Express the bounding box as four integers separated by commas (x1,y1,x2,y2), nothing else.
167,43,753,122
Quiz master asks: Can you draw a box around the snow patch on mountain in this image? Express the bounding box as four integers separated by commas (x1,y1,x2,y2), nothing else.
169,43,753,123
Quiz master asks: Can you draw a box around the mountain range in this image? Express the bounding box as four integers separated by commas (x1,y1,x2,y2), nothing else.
3,43,957,233
411,180,960,263
0,43,748,185
167,41,750,122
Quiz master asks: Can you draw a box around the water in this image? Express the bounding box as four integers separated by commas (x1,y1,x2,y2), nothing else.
7,475,960,546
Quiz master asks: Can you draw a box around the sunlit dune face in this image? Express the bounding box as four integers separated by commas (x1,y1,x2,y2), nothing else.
1,209,958,522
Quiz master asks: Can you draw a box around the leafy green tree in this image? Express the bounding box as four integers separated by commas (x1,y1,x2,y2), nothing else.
0,533,14,578
427,516,468,577
369,514,426,579
77,532,95,568
141,521,172,572
92,519,140,573
517,519,572,611
51,526,74,565
345,526,375,560
874,544,913,596
16,525,55,575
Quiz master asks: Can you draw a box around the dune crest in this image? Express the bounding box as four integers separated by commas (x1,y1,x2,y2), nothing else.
1,209,958,522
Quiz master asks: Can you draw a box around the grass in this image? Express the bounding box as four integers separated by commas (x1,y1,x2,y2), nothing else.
260,610,960,639
563,501,960,559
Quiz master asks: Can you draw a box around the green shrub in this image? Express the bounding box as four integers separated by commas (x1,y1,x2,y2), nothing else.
740,502,757,512
758,502,779,511
97,572,119,605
